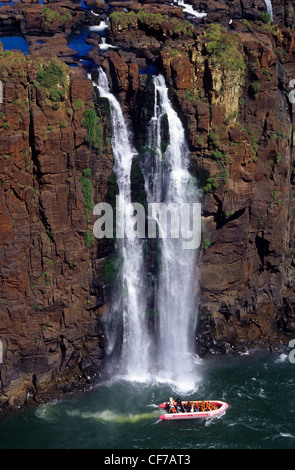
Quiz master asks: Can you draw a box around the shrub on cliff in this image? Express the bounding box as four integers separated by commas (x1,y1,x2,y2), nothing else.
203,24,245,74
36,58,68,103
137,9,194,38
41,7,72,27
109,11,138,32
82,108,103,153
80,168,94,223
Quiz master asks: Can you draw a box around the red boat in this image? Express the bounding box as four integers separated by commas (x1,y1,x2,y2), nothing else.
158,400,229,421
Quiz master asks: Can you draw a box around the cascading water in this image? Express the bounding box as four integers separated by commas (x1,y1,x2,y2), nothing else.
175,0,207,19
264,0,273,21
143,75,200,393
91,69,200,392
92,68,151,382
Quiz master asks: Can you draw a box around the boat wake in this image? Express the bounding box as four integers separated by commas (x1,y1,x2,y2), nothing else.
66,409,159,424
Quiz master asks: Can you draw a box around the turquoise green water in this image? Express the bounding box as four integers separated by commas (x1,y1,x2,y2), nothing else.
0,352,294,450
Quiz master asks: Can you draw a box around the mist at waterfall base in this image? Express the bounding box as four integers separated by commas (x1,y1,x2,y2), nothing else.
0,353,295,449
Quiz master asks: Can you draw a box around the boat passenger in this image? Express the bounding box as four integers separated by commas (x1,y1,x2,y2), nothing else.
168,397,176,413
176,397,185,413
186,402,191,412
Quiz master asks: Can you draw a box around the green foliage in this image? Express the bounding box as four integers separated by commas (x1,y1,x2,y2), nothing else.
137,9,167,29
82,108,103,153
41,7,72,26
245,127,259,155
85,229,95,248
259,12,271,24
74,98,84,110
250,81,261,98
203,24,245,74
196,135,204,146
208,131,221,149
270,190,281,206
241,19,253,32
41,7,60,24
80,168,94,222
276,130,286,139
202,176,219,193
202,237,211,250
36,59,68,102
169,16,194,38
82,167,91,178
110,9,194,38
67,107,73,118
109,11,137,30
167,48,181,57
213,150,223,164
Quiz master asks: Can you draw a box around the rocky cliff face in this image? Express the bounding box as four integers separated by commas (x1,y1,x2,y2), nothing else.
1,0,295,407
0,48,114,406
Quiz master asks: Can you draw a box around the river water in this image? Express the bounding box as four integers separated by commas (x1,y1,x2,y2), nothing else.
0,352,294,450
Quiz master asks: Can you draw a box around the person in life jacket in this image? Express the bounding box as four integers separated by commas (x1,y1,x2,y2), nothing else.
168,397,176,413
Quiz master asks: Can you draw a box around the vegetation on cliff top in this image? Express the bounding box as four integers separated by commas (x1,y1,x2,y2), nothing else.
41,6,72,27
36,58,68,102
203,24,245,74
0,48,27,83
109,9,194,39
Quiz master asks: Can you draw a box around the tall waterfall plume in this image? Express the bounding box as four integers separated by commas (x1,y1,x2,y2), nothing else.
91,69,200,392
92,68,151,382
143,75,200,393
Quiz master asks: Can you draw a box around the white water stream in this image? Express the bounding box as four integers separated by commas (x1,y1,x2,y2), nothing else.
173,0,207,19
91,69,200,393
92,69,152,382
143,75,200,392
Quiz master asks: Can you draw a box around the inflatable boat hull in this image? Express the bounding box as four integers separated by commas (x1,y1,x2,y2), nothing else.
158,400,229,421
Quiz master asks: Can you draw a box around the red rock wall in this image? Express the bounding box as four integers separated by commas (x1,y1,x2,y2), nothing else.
0,54,113,406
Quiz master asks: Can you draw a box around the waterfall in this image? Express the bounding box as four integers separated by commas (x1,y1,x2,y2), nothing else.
264,0,273,21
92,68,151,382
176,0,207,18
88,20,109,34
91,69,200,392
143,75,200,393
99,37,117,51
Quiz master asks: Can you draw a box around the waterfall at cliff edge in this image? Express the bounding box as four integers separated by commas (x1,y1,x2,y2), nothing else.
264,0,273,21
142,75,200,393
93,69,200,392
93,68,151,382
